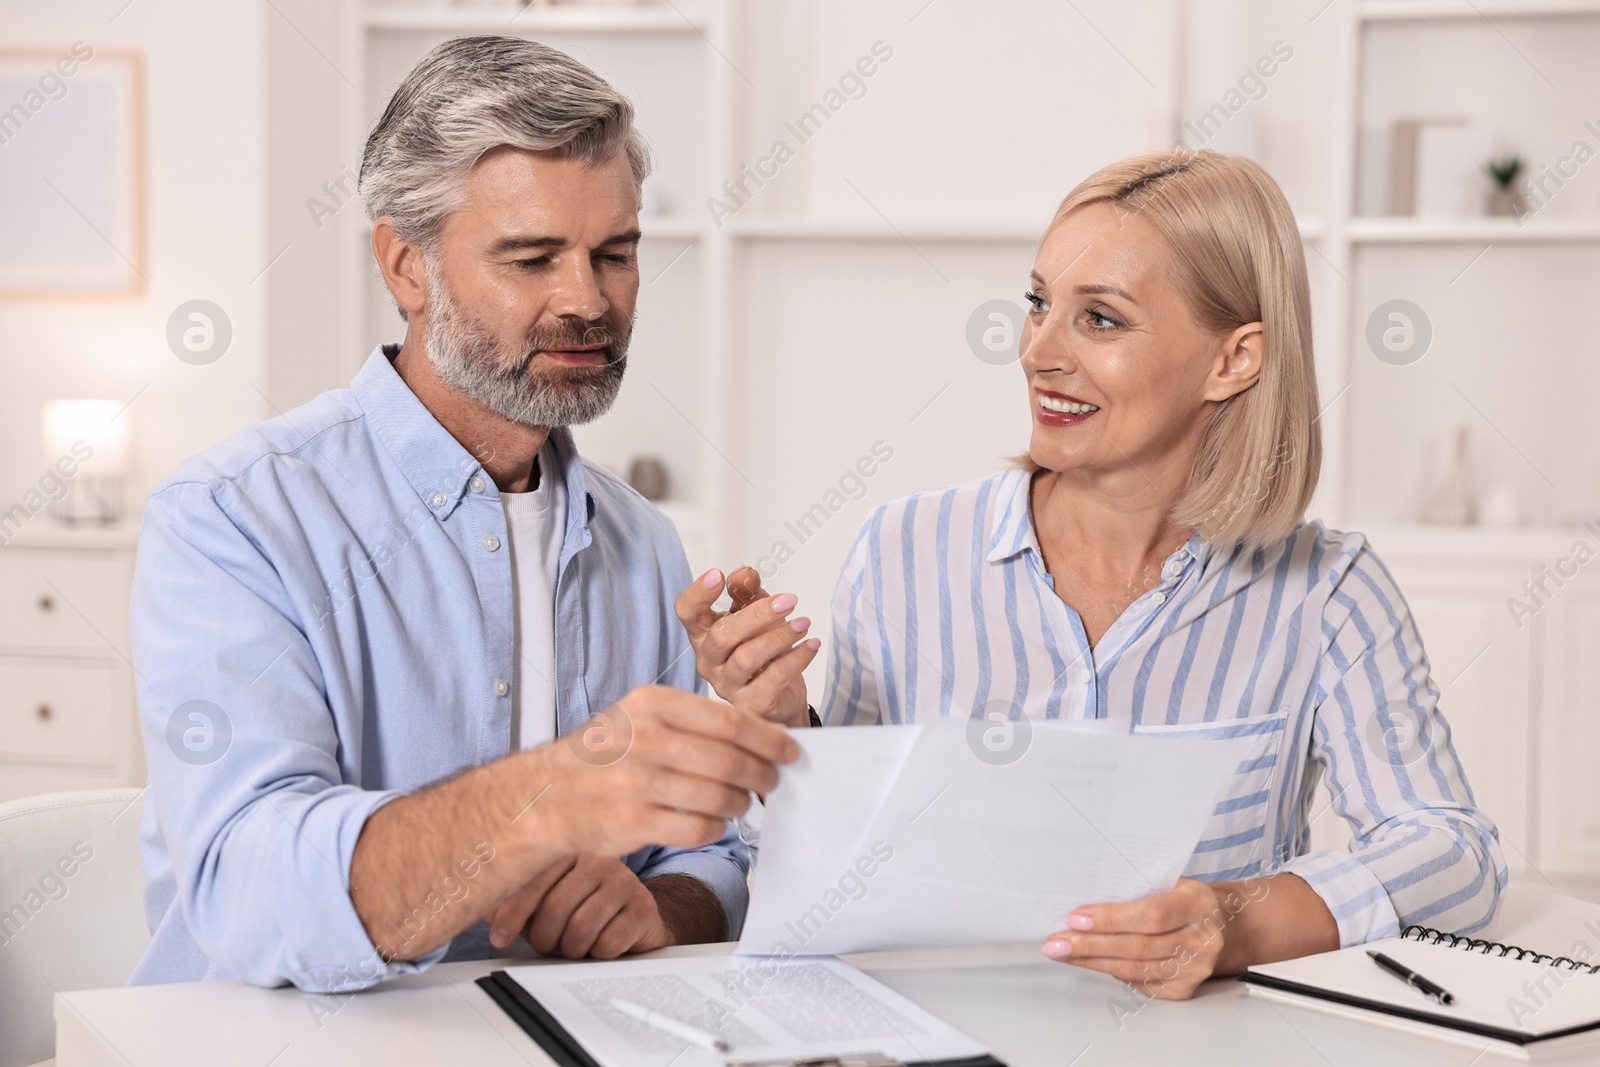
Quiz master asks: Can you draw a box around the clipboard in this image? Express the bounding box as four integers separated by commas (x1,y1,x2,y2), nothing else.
475,970,1008,1067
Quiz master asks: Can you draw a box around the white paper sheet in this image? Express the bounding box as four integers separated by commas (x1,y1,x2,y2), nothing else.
738,718,1251,955
502,955,988,1067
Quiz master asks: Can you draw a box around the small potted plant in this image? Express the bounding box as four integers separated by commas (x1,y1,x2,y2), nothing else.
1484,153,1527,217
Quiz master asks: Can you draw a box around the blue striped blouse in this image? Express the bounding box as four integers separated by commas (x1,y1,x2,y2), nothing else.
819,466,1507,946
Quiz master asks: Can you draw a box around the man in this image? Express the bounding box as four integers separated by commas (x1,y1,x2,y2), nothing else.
128,35,797,992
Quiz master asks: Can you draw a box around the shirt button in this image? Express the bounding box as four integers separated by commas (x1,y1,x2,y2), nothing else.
469,476,486,493
495,678,509,697
431,492,447,508
1162,561,1183,580
1150,591,1167,606
482,534,501,552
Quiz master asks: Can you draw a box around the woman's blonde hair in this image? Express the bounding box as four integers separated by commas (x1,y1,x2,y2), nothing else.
1030,149,1320,552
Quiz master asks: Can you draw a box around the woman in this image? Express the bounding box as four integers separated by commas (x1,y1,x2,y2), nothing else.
675,149,1505,999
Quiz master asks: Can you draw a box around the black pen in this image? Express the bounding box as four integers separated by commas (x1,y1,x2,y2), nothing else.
1367,950,1455,1005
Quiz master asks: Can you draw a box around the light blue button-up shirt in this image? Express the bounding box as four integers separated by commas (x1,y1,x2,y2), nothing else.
127,346,745,991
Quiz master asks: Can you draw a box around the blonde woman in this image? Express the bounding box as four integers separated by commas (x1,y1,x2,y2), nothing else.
676,150,1505,999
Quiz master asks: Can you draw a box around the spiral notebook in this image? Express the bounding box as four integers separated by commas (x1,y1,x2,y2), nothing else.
1243,925,1600,1058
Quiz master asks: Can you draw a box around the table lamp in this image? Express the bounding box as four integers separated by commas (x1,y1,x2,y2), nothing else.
41,399,130,526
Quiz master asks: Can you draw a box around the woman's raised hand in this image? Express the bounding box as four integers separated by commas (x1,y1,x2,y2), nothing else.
675,565,819,727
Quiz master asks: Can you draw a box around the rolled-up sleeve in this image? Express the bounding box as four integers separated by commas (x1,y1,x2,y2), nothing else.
132,480,442,991
1282,547,1508,947
629,826,752,939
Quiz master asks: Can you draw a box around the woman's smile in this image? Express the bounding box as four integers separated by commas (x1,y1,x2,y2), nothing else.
1035,388,1101,426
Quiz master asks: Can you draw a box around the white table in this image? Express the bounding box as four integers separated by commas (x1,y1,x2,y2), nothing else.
53,885,1600,1067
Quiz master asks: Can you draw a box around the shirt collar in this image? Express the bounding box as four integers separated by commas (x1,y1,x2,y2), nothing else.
983,465,1212,577
351,344,597,534
986,467,1040,562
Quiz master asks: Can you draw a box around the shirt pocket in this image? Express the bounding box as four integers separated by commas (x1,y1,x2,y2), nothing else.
1131,712,1288,881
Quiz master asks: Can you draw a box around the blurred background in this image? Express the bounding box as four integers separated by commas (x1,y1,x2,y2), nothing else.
2,0,1598,899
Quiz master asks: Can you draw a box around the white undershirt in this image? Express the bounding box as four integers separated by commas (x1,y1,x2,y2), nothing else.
501,443,565,751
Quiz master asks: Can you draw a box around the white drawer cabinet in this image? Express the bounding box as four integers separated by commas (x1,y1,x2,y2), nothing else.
0,549,128,652
1535,582,1600,887
0,524,142,802
0,657,120,762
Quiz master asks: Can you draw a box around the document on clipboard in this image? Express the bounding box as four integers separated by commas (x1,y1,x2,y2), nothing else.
476,953,1001,1067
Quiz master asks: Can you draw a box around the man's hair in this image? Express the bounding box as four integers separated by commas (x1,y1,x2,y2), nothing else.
359,34,652,256
1027,148,1321,552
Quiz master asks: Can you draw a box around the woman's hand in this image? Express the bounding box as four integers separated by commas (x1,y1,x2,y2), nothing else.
1041,878,1228,999
1041,873,1336,1000
675,565,819,727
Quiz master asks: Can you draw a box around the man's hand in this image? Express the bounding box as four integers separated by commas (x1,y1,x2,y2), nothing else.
675,565,818,726
486,854,682,960
531,685,798,861
352,685,795,961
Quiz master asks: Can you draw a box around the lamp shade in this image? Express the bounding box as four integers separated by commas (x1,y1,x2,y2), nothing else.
41,399,130,476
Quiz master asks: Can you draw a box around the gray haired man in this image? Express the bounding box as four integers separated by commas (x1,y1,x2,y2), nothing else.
128,36,795,991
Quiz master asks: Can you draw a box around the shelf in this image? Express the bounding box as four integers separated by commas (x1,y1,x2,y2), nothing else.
1359,0,1600,20
724,217,1330,244
724,218,1045,242
363,3,704,34
1347,217,1600,243
1354,522,1599,561
0,521,138,550
638,216,705,240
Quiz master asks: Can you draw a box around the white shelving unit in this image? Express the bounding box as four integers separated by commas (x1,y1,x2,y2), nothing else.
1306,0,1600,524
1294,0,1600,898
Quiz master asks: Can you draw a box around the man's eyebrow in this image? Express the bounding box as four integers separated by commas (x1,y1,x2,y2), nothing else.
484,229,642,256
485,233,566,256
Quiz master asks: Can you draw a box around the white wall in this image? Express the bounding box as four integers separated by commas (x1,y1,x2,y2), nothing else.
711,0,1183,691
0,0,268,518
738,1,1179,223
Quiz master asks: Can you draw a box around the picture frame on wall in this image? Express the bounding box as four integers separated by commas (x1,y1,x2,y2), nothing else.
0,46,145,298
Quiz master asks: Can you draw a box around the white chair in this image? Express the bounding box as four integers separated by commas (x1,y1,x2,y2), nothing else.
0,789,150,1067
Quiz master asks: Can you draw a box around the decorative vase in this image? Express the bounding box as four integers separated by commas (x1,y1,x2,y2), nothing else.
628,456,670,501
1487,187,1526,217
1422,425,1477,526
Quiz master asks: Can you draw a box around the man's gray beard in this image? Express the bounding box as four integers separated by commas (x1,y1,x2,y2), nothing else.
422,272,628,429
